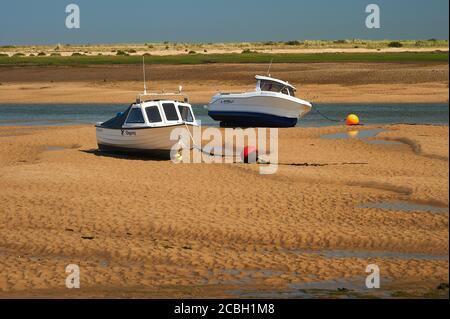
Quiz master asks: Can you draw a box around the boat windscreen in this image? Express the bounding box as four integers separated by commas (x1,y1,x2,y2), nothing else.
146,106,163,123
260,81,284,93
100,106,131,129
260,80,295,96
163,103,180,121
178,105,194,122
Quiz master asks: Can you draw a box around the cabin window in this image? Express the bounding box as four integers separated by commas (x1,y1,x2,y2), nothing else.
178,105,194,122
288,88,296,97
126,108,145,124
162,103,180,121
281,87,290,95
260,81,284,93
145,106,162,123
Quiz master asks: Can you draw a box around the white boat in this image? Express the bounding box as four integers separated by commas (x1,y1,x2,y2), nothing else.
95,91,198,156
207,75,312,127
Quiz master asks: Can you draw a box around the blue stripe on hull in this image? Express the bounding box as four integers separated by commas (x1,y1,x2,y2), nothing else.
208,111,298,128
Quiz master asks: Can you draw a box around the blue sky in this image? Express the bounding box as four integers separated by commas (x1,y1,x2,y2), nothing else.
0,0,448,45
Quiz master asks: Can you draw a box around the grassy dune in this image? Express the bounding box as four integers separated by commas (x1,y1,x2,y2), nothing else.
0,52,448,66
0,39,448,52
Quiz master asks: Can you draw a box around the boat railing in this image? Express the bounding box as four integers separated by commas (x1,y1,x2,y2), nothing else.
137,92,190,103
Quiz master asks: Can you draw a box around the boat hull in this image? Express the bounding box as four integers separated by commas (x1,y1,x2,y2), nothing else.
95,124,192,156
209,111,298,128
208,93,311,128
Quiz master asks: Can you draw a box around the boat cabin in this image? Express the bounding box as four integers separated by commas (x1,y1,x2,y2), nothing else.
124,100,196,128
255,75,296,97
98,99,197,130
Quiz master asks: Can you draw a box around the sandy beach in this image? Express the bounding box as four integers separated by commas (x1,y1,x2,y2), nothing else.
0,62,448,104
0,123,448,298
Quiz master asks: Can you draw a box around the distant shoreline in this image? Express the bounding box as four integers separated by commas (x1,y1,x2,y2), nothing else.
0,40,448,65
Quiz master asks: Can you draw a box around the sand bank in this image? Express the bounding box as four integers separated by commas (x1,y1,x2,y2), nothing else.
0,124,448,298
0,62,448,104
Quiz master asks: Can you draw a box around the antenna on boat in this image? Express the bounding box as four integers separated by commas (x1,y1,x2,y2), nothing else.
142,56,148,95
266,58,273,77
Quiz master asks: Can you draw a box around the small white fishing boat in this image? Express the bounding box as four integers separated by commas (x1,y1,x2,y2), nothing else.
207,75,312,127
95,91,198,156
96,58,198,157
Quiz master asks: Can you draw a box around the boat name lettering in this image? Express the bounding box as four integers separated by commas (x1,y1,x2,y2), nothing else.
221,100,234,104
121,130,137,136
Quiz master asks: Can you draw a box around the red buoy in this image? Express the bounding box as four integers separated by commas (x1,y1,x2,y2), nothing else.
241,146,258,163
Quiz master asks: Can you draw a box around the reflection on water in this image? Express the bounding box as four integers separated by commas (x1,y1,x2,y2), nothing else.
365,139,402,145
359,200,449,214
321,128,407,145
321,128,386,140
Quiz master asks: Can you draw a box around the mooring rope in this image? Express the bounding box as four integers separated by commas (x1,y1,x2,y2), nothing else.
182,122,234,158
314,105,343,123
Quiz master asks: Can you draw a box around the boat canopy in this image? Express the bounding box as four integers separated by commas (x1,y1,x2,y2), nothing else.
255,75,296,91
99,105,131,129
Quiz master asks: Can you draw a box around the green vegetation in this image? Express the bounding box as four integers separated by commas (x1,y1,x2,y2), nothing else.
285,40,302,46
116,50,129,56
388,41,403,48
0,51,447,66
241,49,258,54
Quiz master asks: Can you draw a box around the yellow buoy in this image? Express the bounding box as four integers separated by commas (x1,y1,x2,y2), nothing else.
346,114,360,126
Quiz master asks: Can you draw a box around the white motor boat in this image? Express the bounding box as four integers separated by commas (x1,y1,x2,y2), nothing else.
95,91,198,157
207,75,312,127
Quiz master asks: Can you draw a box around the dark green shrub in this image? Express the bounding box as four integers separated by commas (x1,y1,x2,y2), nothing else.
116,50,129,56
388,41,403,48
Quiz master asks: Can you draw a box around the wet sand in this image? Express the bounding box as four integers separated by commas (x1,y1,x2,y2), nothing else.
0,62,448,104
0,124,448,298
